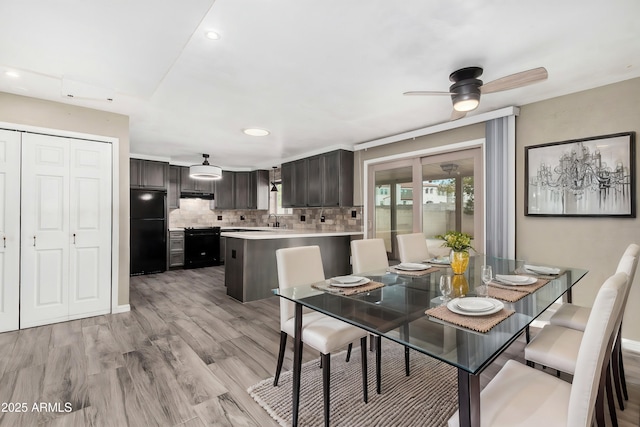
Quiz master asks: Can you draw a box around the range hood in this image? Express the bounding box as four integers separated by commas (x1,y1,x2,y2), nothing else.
180,191,214,200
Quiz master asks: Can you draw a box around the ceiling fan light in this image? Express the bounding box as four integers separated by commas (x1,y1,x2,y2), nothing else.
453,98,479,112
190,154,222,180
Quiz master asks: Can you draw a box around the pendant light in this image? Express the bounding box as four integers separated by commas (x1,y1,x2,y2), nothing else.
270,166,278,192
190,154,222,180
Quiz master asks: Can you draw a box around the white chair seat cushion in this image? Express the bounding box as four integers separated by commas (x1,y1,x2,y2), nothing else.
549,303,590,331
448,360,570,427
282,312,366,355
524,325,583,375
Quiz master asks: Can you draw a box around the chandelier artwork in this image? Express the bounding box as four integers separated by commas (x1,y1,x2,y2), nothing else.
526,133,635,217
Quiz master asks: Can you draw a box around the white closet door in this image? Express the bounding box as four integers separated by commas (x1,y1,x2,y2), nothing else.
21,133,71,328
0,130,21,332
68,140,111,318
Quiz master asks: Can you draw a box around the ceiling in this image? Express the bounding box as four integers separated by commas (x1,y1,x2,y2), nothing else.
1,1,639,170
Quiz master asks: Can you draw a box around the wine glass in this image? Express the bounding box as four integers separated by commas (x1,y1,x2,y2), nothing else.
480,265,493,298
439,275,452,302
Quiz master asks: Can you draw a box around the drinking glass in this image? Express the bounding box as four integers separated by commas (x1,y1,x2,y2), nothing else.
439,275,452,302
479,265,493,298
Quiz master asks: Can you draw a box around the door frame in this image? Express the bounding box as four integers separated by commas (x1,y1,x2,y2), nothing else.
364,138,485,252
0,121,123,314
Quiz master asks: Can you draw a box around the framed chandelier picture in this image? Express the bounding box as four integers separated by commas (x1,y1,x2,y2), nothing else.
525,132,636,217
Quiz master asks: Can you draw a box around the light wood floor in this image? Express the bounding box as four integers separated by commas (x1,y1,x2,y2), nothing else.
0,266,637,426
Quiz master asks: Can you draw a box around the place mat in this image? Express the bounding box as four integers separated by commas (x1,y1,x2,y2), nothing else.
487,286,528,302
489,277,550,294
388,266,440,277
425,304,515,333
312,280,385,296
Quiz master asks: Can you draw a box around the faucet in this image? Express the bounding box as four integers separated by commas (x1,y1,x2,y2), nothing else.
268,213,280,228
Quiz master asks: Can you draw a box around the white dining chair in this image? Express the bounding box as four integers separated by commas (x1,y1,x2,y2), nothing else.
548,243,639,405
274,245,370,425
396,233,431,263
448,271,627,427
524,253,638,423
350,238,411,391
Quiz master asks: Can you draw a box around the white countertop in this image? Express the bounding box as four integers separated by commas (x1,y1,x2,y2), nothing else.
221,230,363,240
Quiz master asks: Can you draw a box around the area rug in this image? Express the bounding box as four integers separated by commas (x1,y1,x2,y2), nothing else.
248,341,458,427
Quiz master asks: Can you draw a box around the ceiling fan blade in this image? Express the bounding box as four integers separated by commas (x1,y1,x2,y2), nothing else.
403,91,452,96
450,109,467,121
481,67,548,94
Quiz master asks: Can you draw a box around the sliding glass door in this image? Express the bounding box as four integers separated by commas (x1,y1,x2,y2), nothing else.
368,148,483,260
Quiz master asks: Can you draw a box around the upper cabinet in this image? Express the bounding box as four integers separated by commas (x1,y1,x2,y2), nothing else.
168,165,180,209
179,166,213,194
214,170,268,210
282,150,354,208
130,159,169,190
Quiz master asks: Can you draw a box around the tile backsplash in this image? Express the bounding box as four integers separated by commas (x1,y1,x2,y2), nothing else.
169,199,362,231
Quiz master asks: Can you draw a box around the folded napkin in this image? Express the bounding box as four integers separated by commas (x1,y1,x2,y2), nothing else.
489,277,550,294
388,266,439,277
495,274,530,284
524,264,561,275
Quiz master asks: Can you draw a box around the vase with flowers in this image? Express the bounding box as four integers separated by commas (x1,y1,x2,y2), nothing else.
435,231,475,275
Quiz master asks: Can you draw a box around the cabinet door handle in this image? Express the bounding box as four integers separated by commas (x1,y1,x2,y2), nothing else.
3,236,5,248
73,233,76,244
33,236,36,247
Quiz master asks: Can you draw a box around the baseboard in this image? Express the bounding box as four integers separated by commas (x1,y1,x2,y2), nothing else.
622,338,640,354
112,304,131,314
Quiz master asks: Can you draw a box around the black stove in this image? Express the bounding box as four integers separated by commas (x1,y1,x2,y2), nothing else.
184,226,221,268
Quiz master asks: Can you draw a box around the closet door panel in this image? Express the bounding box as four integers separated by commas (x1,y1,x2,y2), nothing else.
0,130,20,332
68,140,111,317
21,133,70,327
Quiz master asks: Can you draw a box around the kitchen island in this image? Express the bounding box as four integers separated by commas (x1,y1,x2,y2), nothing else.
222,229,363,302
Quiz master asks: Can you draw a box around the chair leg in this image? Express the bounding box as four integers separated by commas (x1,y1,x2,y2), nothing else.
322,353,331,427
273,331,287,386
525,325,530,343
405,347,410,376
614,329,629,401
611,351,625,410
360,336,368,403
369,333,375,352
619,348,628,400
375,335,382,394
346,343,352,362
605,363,619,427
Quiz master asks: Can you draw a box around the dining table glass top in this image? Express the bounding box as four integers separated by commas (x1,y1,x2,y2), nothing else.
274,255,588,375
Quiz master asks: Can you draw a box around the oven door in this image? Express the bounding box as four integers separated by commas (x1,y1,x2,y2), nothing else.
184,230,221,268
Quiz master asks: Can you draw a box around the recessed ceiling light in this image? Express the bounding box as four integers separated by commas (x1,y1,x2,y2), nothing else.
5,71,20,78
243,128,270,137
205,31,220,40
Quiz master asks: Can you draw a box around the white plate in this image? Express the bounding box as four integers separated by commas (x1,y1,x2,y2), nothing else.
428,257,450,265
330,277,371,288
447,298,504,316
395,263,430,271
333,275,364,284
456,298,495,312
494,275,537,286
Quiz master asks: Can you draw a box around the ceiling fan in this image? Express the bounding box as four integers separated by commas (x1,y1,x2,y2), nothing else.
404,66,548,120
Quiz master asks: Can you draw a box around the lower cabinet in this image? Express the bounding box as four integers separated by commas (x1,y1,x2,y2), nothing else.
168,231,185,268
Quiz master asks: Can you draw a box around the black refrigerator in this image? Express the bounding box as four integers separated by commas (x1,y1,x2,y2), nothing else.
130,189,167,275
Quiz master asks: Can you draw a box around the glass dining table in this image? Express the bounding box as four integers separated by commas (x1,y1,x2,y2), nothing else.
274,255,588,427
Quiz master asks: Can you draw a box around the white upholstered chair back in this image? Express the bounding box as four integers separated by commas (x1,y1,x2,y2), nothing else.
351,239,389,274
276,246,325,329
622,243,640,258
567,271,627,427
396,233,431,263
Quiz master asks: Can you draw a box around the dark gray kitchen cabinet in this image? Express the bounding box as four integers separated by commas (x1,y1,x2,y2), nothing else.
234,172,250,209
307,155,322,207
281,162,293,208
168,165,180,209
322,150,354,207
214,172,235,209
291,159,308,207
179,166,213,193
130,159,168,190
250,170,269,210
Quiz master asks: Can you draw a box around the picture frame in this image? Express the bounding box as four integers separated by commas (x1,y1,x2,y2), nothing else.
525,132,636,217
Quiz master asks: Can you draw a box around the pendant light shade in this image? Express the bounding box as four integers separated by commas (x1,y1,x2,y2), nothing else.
190,154,222,180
